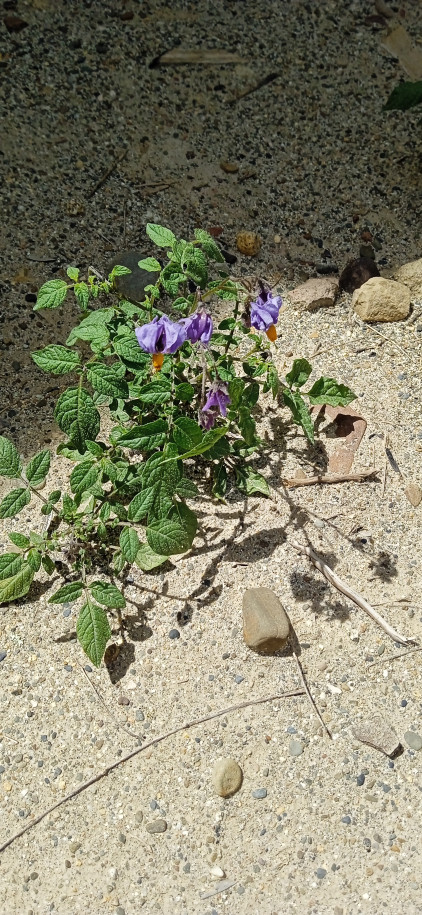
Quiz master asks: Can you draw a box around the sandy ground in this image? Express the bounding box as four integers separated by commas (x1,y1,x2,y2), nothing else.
1,1,422,913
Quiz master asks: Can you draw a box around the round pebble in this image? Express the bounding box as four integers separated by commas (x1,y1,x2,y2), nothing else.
146,819,167,834
212,758,243,798
252,788,267,799
289,739,304,757
169,629,180,640
316,868,327,879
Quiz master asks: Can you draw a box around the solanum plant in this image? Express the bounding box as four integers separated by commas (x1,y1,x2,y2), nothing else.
0,224,355,666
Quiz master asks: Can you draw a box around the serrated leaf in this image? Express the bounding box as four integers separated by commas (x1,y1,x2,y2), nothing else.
112,550,126,574
0,436,21,478
146,223,176,248
118,420,168,451
114,334,150,367
34,279,68,311
48,581,84,603
137,257,161,272
175,383,195,402
25,450,51,487
285,358,312,389
174,424,230,460
0,488,30,519
235,466,269,496
119,527,140,563
32,345,81,375
8,532,30,549
169,502,197,542
67,266,79,281
66,310,114,347
135,543,168,571
238,407,256,446
173,417,203,453
181,245,208,287
29,531,44,547
90,581,126,609
110,264,132,278
99,501,111,522
87,363,129,399
138,380,171,405
0,553,25,580
283,389,314,443
70,460,101,495
27,549,41,572
74,282,90,310
76,600,111,667
54,387,100,452
306,378,356,407
384,80,422,112
0,563,34,604
128,483,160,522
194,229,225,262
146,519,193,556
175,477,198,499
160,263,185,294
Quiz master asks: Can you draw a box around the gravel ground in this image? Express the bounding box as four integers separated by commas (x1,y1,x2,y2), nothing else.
1,1,422,913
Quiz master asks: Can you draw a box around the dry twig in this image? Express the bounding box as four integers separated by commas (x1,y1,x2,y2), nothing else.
0,688,303,855
88,148,128,199
79,664,141,742
293,651,332,739
283,470,378,488
367,646,422,667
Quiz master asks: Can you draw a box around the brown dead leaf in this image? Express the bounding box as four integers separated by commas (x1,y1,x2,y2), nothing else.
313,405,367,473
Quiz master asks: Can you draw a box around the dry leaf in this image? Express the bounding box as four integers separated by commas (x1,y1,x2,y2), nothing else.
381,25,422,80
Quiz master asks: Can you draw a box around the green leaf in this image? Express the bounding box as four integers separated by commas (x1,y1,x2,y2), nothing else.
42,555,56,575
114,334,150,367
160,263,185,294
306,378,356,407
118,420,168,451
283,389,314,443
0,487,30,519
206,435,231,461
32,344,81,376
146,223,176,248
235,466,269,496
0,436,21,478
175,382,195,402
173,417,203,453
194,229,225,262
74,282,90,310
137,257,161,272
90,581,126,609
170,501,197,543
48,581,84,603
128,483,160,522
110,264,132,278
228,378,245,410
66,310,114,347
135,543,168,571
99,501,111,522
243,382,260,408
25,450,51,487
85,440,105,458
267,364,279,398
70,460,101,495
54,387,100,452
87,363,129,399
112,550,126,574
238,407,256,446
0,563,34,604
384,80,422,111
27,549,41,572
146,519,193,556
212,463,228,500
67,266,79,281
76,600,111,667
8,532,30,549
138,379,171,405
175,424,230,460
285,358,312,389
181,245,208,287
0,553,25,580
34,279,68,311
142,444,181,487
119,527,141,563
175,477,198,499
29,531,44,548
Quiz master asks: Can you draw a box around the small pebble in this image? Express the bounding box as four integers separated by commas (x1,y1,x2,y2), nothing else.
234,674,244,684
119,833,126,844
404,731,422,751
135,811,143,824
356,773,365,786
289,739,304,757
252,788,267,799
316,868,327,879
342,815,351,825
212,758,243,798
136,710,145,721
145,819,167,834
0,651,7,663
169,629,180,640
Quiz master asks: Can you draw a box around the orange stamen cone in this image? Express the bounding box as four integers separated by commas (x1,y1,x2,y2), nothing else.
152,353,164,371
266,324,277,342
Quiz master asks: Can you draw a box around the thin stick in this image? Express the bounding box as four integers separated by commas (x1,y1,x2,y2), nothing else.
283,470,378,488
290,539,414,647
293,651,332,739
381,433,388,497
87,148,128,199
0,689,303,855
367,646,422,667
79,664,141,742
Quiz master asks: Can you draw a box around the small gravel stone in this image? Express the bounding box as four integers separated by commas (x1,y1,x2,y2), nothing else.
404,731,422,751
316,868,327,879
0,651,7,663
212,758,243,797
234,674,244,684
356,773,365,786
289,739,304,757
135,811,143,824
169,629,180,640
118,833,126,844
146,819,167,834
342,816,351,824
136,710,145,721
252,788,267,799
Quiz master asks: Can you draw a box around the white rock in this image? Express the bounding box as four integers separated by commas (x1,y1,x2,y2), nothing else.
392,258,422,300
352,277,410,322
210,865,226,879
288,276,339,311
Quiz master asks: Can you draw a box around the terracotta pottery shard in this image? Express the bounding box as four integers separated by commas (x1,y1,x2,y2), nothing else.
352,715,403,758
313,405,367,474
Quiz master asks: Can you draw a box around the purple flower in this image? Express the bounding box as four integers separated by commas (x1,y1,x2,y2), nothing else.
135,314,186,355
181,307,213,346
199,380,231,429
250,289,282,332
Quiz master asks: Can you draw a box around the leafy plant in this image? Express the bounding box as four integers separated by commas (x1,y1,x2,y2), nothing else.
0,224,355,666
384,80,422,112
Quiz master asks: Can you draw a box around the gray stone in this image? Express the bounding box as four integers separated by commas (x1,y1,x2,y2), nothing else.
145,819,168,834
352,277,410,322
106,251,158,304
242,587,290,653
289,739,304,757
252,788,267,799
392,257,422,299
352,715,402,757
404,731,422,751
134,811,143,824
288,276,339,311
212,758,243,797
404,483,422,508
